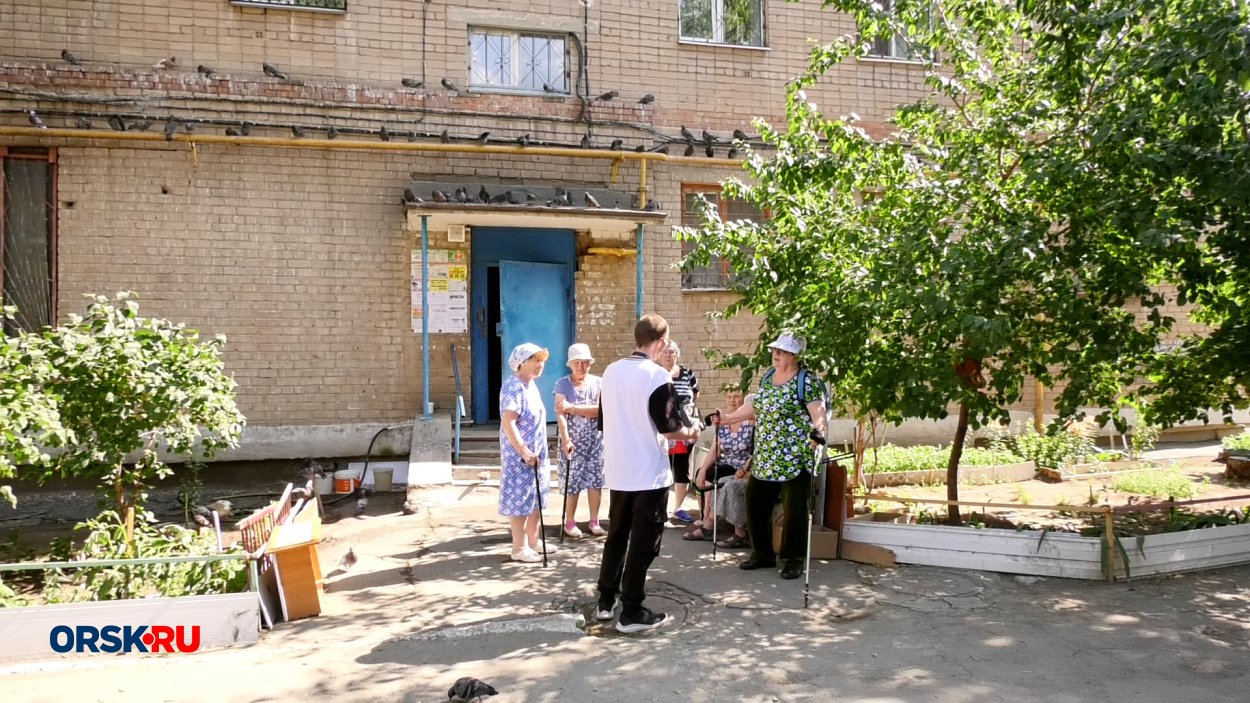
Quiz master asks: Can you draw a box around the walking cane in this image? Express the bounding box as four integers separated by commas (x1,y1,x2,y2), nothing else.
559,451,573,544
711,414,721,561
804,429,828,610
531,453,548,567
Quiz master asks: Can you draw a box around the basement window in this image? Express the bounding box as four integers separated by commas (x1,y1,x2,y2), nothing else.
469,29,568,93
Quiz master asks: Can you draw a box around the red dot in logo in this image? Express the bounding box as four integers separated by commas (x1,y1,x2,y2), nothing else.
141,632,155,646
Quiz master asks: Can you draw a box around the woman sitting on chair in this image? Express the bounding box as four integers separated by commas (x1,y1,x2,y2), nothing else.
683,389,754,547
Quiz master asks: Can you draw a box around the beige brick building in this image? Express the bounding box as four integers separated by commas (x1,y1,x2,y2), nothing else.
0,0,961,461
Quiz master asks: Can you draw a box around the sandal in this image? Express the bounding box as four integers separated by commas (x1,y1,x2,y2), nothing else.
682,526,712,541
715,534,750,549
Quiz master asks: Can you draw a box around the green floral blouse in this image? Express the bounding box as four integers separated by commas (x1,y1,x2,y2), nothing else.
751,369,824,481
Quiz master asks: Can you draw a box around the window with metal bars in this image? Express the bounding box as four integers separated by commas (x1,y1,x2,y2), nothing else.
680,186,764,291
469,28,568,93
1,147,56,334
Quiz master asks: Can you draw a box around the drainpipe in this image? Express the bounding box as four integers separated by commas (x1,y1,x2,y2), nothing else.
421,214,431,420
635,222,644,319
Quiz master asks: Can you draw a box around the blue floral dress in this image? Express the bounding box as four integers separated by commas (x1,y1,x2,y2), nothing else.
554,374,605,495
498,374,549,516
752,371,824,481
714,421,755,529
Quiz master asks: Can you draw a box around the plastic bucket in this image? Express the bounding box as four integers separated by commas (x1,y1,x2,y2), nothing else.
333,469,360,494
372,467,394,492
314,473,335,496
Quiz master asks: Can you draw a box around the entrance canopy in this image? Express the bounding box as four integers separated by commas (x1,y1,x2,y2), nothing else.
402,182,667,233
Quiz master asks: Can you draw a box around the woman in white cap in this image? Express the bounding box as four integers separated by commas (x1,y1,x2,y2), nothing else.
714,332,825,580
553,342,606,537
499,342,555,563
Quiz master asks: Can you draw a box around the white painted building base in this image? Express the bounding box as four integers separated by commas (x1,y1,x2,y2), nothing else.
843,517,1250,580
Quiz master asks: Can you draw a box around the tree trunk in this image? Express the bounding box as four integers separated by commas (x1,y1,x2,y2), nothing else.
945,401,970,526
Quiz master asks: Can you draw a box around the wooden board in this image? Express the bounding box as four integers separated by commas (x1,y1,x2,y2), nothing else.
840,539,896,567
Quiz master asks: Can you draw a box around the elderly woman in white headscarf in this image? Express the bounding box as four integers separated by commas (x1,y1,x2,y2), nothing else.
499,342,555,563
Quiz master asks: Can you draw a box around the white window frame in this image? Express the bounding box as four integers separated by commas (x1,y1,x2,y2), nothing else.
679,0,766,48
468,28,568,94
863,0,930,62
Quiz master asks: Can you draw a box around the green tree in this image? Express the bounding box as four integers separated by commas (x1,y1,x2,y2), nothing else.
2,294,245,516
677,0,1250,523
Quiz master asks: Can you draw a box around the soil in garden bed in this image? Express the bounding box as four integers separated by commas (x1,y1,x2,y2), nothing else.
859,444,1250,537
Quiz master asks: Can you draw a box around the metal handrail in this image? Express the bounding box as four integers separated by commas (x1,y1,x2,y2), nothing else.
451,343,464,463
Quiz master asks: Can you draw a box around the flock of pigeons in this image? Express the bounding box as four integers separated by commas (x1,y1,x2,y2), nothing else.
401,184,658,212
32,50,754,156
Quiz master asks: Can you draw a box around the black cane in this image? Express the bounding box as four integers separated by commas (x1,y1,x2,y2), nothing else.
559,451,573,544
532,454,548,567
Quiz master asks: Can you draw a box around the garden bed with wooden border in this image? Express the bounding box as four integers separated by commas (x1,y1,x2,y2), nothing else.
843,494,1250,581
863,461,1037,488
1036,460,1159,483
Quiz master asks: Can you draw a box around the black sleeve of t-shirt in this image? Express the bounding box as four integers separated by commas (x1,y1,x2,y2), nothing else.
648,384,687,433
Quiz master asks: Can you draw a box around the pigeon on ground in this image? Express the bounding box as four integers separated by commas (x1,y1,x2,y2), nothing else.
262,62,288,80
240,122,253,136
402,501,419,516
401,78,423,88
108,115,125,131
680,125,695,142
637,93,655,105
728,146,739,159
644,198,660,211
595,90,618,101
705,144,715,158
454,186,470,203
440,129,450,143
74,116,92,129
542,83,558,93
379,125,391,142
652,144,669,155
225,126,240,136
207,499,233,520
525,191,537,203
489,191,511,204
153,56,176,69
448,677,498,702
404,187,421,204
27,110,45,128
197,64,215,78
441,77,460,92
733,128,749,141
129,119,153,132
327,126,339,139
609,138,623,150
634,144,646,152
702,129,717,143
355,496,368,516
476,131,490,145
553,189,573,207
580,132,592,149
431,189,449,203
335,548,357,574
478,185,490,203
584,191,601,208
683,144,695,157
516,133,530,147
164,119,178,141
61,49,82,66
291,125,305,138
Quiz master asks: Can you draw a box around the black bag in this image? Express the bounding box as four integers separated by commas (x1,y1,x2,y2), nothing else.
695,461,739,493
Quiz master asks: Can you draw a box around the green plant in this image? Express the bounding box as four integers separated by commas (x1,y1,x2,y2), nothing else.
864,444,1024,474
1013,486,1033,506
42,511,247,603
1221,430,1250,453
1111,470,1198,499
6,294,245,516
1011,428,1098,470
1129,425,1162,459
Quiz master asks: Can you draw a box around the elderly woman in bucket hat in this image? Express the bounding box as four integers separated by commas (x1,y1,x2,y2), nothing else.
553,343,606,538
713,332,826,580
499,342,557,563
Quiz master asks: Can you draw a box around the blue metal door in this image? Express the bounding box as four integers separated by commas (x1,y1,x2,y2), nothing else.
500,260,568,422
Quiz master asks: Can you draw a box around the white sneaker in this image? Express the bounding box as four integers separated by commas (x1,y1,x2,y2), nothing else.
536,540,559,554
511,547,543,563
588,522,607,536
563,524,583,538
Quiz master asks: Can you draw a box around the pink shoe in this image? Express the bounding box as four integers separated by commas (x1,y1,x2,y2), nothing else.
588,521,607,536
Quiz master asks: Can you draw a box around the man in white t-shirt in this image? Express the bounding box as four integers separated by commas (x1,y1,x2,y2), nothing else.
594,313,699,633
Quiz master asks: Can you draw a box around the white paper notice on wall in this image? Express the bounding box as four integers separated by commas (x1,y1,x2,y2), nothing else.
411,248,468,333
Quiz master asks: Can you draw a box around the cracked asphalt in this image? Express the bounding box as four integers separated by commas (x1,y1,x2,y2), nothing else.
2,482,1248,702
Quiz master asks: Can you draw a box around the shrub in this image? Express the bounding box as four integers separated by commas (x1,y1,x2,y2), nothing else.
1010,428,1098,469
1111,470,1198,499
1221,430,1250,453
864,444,1024,474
